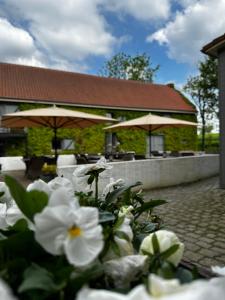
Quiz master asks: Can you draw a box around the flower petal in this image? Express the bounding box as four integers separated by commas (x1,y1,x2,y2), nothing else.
27,179,51,196
64,224,103,266
48,176,74,196
34,205,70,255
48,187,79,209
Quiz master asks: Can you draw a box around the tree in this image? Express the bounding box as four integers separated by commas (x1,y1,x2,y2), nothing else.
184,57,218,151
99,52,159,82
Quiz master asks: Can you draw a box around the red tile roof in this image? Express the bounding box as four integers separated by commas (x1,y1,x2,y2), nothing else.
0,62,196,113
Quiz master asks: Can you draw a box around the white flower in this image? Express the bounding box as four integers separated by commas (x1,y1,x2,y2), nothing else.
47,187,79,209
0,278,17,300
26,179,51,196
140,230,184,267
104,255,149,289
0,204,8,230
6,202,24,227
118,205,134,219
0,201,29,230
0,182,14,208
102,178,125,198
148,274,182,297
34,199,103,267
77,286,126,300
77,276,225,300
104,218,133,261
211,265,225,276
48,176,74,197
73,157,112,192
115,218,133,256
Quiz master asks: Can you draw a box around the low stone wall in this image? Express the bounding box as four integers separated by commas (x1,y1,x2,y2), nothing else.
57,154,219,191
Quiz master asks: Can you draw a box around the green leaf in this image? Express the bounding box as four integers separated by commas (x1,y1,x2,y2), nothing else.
152,233,160,254
111,241,121,256
5,175,48,221
87,174,95,185
157,261,175,279
105,182,142,205
113,216,125,230
160,244,180,260
135,200,167,215
10,219,29,232
0,233,7,241
115,230,130,242
19,263,62,293
176,267,193,283
99,211,115,223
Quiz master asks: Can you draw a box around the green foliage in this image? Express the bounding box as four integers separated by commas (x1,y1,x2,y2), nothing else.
197,133,219,153
184,56,218,151
99,52,159,82
5,103,197,156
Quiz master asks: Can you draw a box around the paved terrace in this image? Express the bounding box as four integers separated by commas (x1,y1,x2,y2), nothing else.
3,171,225,271
145,176,225,271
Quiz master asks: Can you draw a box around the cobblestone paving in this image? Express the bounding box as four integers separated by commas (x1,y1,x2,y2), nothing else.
145,176,225,270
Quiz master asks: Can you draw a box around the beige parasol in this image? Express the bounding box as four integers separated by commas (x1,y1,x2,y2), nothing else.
1,105,115,158
105,113,198,156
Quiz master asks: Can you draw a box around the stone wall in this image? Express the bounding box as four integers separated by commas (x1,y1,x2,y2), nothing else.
57,154,219,191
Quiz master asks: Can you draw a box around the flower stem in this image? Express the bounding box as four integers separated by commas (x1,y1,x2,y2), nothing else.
95,174,99,202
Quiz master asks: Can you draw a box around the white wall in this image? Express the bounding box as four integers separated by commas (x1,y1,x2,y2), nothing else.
0,156,26,171
57,155,219,191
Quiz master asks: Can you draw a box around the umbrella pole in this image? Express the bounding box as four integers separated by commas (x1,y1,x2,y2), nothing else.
54,127,57,162
148,125,152,158
149,129,152,157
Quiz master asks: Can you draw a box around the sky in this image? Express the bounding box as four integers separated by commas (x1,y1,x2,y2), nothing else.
0,0,225,90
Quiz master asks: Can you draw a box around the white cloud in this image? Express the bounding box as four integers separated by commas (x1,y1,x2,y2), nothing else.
0,0,118,70
148,0,225,64
104,0,171,21
0,18,44,67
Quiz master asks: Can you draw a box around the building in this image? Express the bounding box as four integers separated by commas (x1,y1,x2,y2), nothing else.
0,62,197,156
202,33,225,188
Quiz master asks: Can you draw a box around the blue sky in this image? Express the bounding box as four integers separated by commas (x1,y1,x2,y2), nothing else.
0,0,225,90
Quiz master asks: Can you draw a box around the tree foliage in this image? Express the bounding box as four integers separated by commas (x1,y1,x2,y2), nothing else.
99,52,159,82
184,57,218,151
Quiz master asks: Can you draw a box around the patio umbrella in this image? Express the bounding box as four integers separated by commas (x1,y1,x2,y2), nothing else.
105,113,198,156
1,105,115,159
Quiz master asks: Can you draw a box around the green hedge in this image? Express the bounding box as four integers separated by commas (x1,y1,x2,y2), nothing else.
5,104,197,156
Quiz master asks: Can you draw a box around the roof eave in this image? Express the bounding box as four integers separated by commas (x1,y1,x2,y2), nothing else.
0,97,197,114
202,34,225,57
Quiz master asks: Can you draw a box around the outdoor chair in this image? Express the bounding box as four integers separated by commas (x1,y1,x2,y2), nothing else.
26,156,45,180
122,152,135,161
75,154,89,165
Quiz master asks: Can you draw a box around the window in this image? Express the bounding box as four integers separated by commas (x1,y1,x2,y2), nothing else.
52,138,75,150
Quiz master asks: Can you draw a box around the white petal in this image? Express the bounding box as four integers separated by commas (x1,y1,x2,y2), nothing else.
77,287,125,300
34,205,70,255
6,203,24,226
0,203,8,230
77,207,99,229
104,255,149,289
48,176,74,196
211,266,225,276
128,285,151,300
0,182,14,208
149,274,181,297
64,224,103,267
48,187,79,209
0,278,17,300
27,179,51,196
